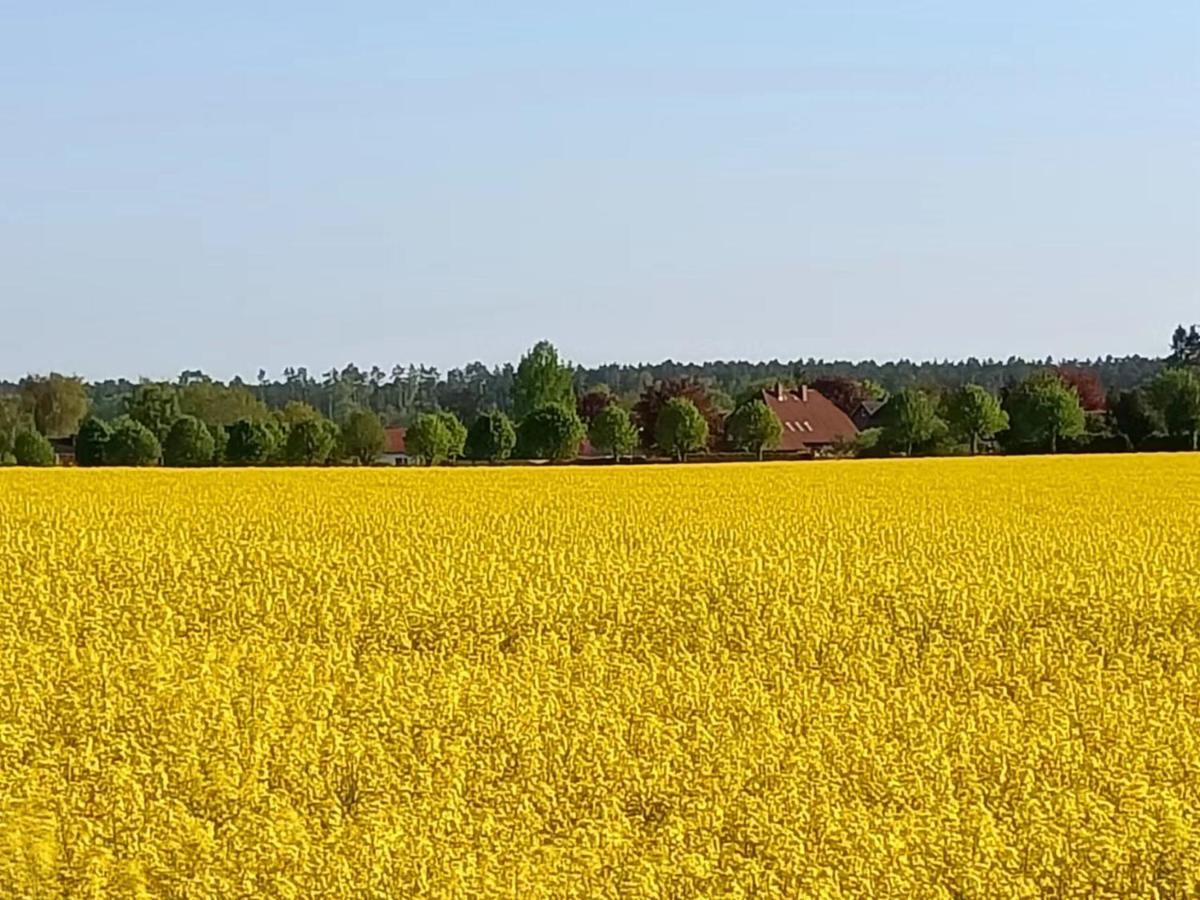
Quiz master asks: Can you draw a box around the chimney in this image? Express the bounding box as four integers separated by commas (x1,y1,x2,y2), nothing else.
800,384,809,402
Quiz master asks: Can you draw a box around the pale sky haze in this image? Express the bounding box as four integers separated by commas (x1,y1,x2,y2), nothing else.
1,2,1197,380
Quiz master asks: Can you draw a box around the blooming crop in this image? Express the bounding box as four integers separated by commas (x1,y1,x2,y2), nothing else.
1,456,1198,896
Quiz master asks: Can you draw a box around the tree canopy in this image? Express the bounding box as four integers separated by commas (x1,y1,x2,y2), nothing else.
516,404,585,460
13,429,55,467
725,400,782,460
1003,371,1086,453
284,418,337,465
512,341,574,419
944,384,1009,455
882,388,945,456
633,379,724,452
19,373,89,439
588,404,638,460
655,397,709,462
465,411,517,462
1148,368,1200,450
127,382,182,444
163,415,216,467
339,410,386,465
106,417,161,466
406,413,453,466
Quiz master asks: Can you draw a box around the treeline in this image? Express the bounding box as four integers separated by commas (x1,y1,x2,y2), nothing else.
6,352,1167,431
1,325,1197,467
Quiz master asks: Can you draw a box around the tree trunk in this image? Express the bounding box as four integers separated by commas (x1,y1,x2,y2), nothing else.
906,440,913,456
1193,429,1198,451
1050,431,1057,454
970,433,978,456
757,446,764,461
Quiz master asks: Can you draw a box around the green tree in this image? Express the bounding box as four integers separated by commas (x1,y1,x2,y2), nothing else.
1107,388,1161,448
1148,368,1200,450
725,399,782,460
406,413,453,466
464,410,517,462
179,381,268,427
655,397,709,462
284,418,337,465
19,373,89,438
944,384,1008,455
517,404,586,460
106,417,161,466
339,409,386,465
0,394,32,458
208,422,229,465
1004,371,1086,453
13,429,55,466
126,382,182,444
589,404,639,460
225,419,277,465
75,418,112,466
512,341,575,419
437,411,467,460
279,401,322,426
163,415,216,467
882,388,944,456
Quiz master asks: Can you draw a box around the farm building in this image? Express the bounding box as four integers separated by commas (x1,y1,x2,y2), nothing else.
761,384,858,452
852,398,888,430
380,427,408,465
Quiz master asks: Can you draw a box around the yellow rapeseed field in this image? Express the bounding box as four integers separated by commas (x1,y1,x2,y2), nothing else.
1,456,1199,897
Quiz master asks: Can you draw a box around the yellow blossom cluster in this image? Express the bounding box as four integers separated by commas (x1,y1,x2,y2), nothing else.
1,456,1198,897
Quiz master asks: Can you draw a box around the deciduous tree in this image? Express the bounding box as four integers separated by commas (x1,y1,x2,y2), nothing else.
577,385,616,424
106,417,161,466
13,429,55,466
512,341,575,419
882,388,944,456
1148,368,1200,450
1004,371,1086,453
163,415,216,467
1107,389,1160,448
516,404,585,460
437,411,467,460
588,404,638,460
944,384,1008,455
75,418,112,466
405,413,452,466
126,382,182,444
19,373,89,438
1055,367,1106,412
465,411,517,462
284,418,337,465
225,419,277,465
725,400,782,460
633,379,723,451
339,410,386,465
655,397,708,462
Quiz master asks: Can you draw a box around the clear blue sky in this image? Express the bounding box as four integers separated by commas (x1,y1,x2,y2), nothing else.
2,2,1197,380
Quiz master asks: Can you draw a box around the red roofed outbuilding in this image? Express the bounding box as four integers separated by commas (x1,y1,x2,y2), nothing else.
381,426,408,465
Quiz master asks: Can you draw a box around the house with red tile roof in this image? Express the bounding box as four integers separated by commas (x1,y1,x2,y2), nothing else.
761,384,858,452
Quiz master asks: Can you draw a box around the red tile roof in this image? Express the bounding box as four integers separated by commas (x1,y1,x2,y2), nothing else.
383,426,407,454
761,385,858,449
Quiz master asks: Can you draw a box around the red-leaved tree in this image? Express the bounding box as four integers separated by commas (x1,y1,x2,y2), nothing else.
809,376,874,416
633,379,724,450
577,386,616,424
1055,367,1106,411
